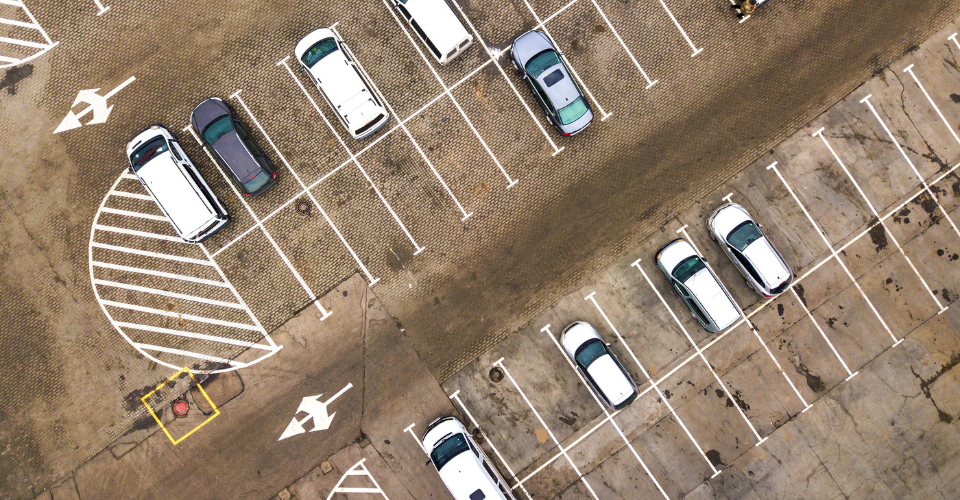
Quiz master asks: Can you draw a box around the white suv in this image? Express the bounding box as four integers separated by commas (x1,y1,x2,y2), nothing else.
423,416,516,500
295,28,390,140
656,239,741,333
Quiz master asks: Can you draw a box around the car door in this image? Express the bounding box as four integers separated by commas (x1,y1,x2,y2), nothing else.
528,77,555,119
675,280,710,328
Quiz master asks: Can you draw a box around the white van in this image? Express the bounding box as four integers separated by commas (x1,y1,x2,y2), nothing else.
294,28,391,140
392,0,473,65
423,416,516,500
126,125,230,243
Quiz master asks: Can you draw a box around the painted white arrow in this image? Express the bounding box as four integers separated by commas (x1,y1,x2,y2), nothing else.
278,382,353,441
54,76,135,134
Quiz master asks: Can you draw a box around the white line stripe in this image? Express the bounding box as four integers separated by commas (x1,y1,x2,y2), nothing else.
15,0,53,45
766,161,900,343
903,65,960,145
789,287,856,378
495,359,601,500
514,410,615,488
108,190,153,201
183,123,335,318
949,33,960,52
631,260,765,442
133,343,246,367
0,17,40,29
94,224,182,242
589,0,657,88
0,36,49,49
102,300,261,331
100,207,168,221
540,324,671,499
583,296,719,474
120,172,138,180
91,241,212,266
94,279,244,309
91,261,228,287
0,0,24,6
116,322,273,350
658,0,702,56
813,128,946,311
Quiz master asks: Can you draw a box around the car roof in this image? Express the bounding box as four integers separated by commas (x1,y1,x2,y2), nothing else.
742,238,792,286
404,0,470,51
585,355,636,406
212,130,261,183
686,268,741,329
134,146,217,237
537,63,580,110
437,452,508,500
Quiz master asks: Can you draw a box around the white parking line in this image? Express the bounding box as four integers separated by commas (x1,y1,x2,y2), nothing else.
275,59,428,252
766,161,901,344
449,0,564,155
658,0,702,56
0,0,57,69
100,207,169,222
540,324,673,499
813,128,947,313
494,358,601,499
789,287,858,381
94,224,185,243
449,390,533,500
91,241,213,266
861,94,960,242
91,261,227,287
521,0,612,121
102,300,261,331
583,294,721,477
108,190,153,201
631,259,767,445
676,225,812,412
589,0,657,88
116,322,274,350
94,279,244,309
403,423,425,453
903,65,960,145
949,32,960,52
331,25,475,221
380,0,519,188
183,124,338,318
133,343,246,368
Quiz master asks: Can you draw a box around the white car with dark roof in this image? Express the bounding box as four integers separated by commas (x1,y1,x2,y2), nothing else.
708,203,794,297
560,321,638,411
656,239,742,333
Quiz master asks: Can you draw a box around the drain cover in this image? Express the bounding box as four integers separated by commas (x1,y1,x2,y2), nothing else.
295,200,312,215
489,367,504,383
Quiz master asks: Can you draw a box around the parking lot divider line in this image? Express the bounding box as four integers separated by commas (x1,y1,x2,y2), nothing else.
589,0,658,88
493,359,601,499
94,224,185,243
100,206,169,222
275,60,425,255
813,129,947,312
133,343,246,367
448,0,564,154
94,279,244,309
522,0,612,120
861,95,960,243
108,189,154,201
183,125,334,318
949,33,960,52
677,226,811,410
115,321,275,350
91,241,212,266
766,161,900,344
630,260,765,442
101,299,262,331
788,287,857,378
91,261,229,287
332,25,473,221
403,423,426,453
657,0,702,56
903,65,960,146
540,324,674,498
380,0,519,188
515,411,614,490
449,393,533,499
581,297,721,475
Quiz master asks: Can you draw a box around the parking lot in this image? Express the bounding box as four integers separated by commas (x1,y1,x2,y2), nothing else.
397,21,960,498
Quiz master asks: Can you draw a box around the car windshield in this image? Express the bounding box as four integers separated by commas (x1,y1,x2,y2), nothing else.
728,221,763,252
673,256,706,283
525,50,561,78
301,38,338,67
558,97,589,125
430,433,469,471
201,116,234,145
130,137,168,171
574,339,607,369
243,170,272,193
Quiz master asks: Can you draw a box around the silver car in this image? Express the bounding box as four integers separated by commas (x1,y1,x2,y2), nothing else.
560,321,638,411
708,203,794,297
656,239,742,333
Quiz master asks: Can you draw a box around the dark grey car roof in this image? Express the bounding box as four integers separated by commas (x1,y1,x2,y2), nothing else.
512,30,554,66
538,67,579,109
191,98,262,184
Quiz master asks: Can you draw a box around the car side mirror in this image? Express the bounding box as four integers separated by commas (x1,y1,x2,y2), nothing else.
757,223,764,229
605,342,611,346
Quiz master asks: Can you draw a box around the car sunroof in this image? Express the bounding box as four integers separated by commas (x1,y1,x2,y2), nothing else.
543,68,565,87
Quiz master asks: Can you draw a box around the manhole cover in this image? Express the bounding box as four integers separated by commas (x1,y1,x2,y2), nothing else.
295,200,312,215
489,367,504,383
472,427,485,444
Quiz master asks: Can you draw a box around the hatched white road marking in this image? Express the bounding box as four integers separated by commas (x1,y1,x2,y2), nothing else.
0,0,57,69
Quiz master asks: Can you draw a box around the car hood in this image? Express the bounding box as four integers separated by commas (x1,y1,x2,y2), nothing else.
585,355,635,406
295,28,335,64
561,322,600,358
658,239,697,274
743,238,791,286
212,130,260,182
191,98,229,134
687,269,741,329
710,203,751,240
512,30,553,66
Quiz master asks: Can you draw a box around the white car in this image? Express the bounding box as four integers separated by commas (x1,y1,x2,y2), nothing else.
656,239,741,333
423,416,516,500
708,203,793,297
294,28,390,140
560,321,638,411
392,0,473,65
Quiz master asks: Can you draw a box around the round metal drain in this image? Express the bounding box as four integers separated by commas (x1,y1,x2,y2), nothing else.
295,200,312,215
489,366,504,383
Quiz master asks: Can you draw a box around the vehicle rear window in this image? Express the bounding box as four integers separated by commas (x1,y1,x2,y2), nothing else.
673,256,706,283
130,137,168,171
300,38,339,67
355,114,385,136
243,170,272,193
728,221,763,252
558,97,588,125
202,116,234,145
574,339,606,369
543,69,565,87
771,278,791,295
430,434,469,471
525,50,561,78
